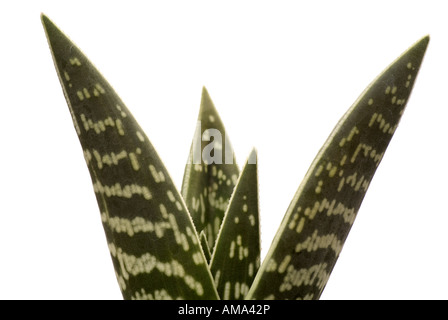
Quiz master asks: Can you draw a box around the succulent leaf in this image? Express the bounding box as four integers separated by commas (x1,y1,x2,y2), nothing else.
246,36,429,300
210,148,260,300
181,87,240,252
41,14,219,300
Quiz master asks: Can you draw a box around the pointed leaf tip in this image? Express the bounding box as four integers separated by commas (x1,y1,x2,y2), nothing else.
420,34,430,46
43,17,219,300
248,147,257,164
210,150,260,300
199,86,219,121
41,14,59,37
181,88,240,251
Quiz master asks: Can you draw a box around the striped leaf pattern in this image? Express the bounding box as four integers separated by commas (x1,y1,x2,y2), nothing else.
246,36,429,300
210,149,260,300
42,15,219,300
181,87,240,252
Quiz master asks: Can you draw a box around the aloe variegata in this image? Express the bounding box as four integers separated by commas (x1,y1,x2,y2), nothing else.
42,14,429,300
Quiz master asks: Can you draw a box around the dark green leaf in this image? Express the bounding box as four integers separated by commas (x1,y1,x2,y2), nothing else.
246,36,429,300
210,148,260,300
181,87,240,252
41,14,219,300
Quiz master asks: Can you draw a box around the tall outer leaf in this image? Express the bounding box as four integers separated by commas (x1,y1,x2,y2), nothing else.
246,36,429,300
41,14,218,300
210,148,260,300
181,87,240,252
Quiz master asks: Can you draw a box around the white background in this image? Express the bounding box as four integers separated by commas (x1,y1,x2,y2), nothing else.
0,0,446,299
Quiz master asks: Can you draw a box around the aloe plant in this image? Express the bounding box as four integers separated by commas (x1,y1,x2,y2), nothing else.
41,14,428,300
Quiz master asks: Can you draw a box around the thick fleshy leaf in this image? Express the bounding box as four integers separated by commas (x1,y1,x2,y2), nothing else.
181,87,240,252
246,36,429,300
42,14,218,300
210,148,260,300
